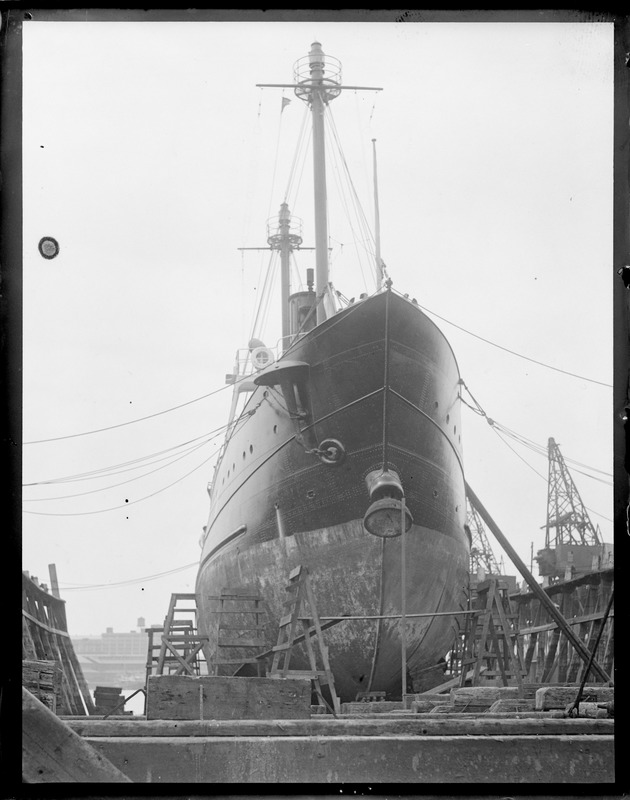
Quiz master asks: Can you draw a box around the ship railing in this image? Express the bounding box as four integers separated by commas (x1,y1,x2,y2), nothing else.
226,345,281,384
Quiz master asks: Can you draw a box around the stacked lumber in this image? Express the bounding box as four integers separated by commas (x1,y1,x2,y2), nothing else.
403,684,615,718
94,686,126,715
22,660,63,714
340,701,404,714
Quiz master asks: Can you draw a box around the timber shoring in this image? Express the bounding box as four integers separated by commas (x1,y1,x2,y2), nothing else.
22,573,95,715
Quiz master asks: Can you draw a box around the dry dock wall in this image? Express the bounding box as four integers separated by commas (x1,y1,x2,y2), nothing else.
87,733,613,783
76,717,614,783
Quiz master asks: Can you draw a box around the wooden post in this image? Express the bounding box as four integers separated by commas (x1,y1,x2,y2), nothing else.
401,496,407,698
48,564,61,599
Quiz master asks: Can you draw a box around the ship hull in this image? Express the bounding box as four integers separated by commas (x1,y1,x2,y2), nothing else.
196,291,469,700
197,517,468,700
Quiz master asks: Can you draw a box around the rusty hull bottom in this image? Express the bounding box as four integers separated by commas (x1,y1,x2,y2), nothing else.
196,519,469,701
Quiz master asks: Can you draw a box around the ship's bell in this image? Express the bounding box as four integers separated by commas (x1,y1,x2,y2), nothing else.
363,469,413,538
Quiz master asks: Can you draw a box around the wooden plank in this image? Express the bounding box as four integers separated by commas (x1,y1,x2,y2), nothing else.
22,688,132,782
535,686,614,710
218,639,265,648
65,715,614,738
146,675,312,720
451,686,521,708
415,666,487,695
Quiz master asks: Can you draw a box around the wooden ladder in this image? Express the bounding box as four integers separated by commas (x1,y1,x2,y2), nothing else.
269,565,340,715
463,578,527,690
207,587,267,676
149,593,208,678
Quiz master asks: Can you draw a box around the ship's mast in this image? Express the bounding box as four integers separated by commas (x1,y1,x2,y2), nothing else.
257,44,381,326
294,42,341,324
266,203,303,342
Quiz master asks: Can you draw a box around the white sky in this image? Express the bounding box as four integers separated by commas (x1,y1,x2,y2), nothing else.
22,19,614,636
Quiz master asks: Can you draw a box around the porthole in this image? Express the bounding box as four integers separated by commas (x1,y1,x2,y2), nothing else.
249,444,254,454
242,452,246,460
446,414,450,424
454,425,457,434
273,424,278,434
434,401,439,410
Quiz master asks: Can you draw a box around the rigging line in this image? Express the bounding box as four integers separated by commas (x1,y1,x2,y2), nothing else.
23,423,232,486
494,421,613,477
492,427,555,483
328,133,376,288
325,111,377,283
326,135,371,294
286,127,311,218
491,427,612,523
250,250,278,341
23,438,219,503
266,92,287,220
418,303,612,388
59,562,199,591
256,253,279,340
283,106,310,204
23,376,252,445
331,134,369,292
23,447,218,517
460,381,613,480
461,402,613,484
326,109,377,256
491,420,612,482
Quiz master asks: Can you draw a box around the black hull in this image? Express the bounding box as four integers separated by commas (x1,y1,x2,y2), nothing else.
196,291,469,699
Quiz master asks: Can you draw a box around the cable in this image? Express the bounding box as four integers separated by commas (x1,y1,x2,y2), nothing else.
24,422,233,487
22,377,246,446
23,438,219,502
459,381,612,483
417,302,612,388
59,561,198,591
23,447,219,517
490,423,612,524
460,382,612,523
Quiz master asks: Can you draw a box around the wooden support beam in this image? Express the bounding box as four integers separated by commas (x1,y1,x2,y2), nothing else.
65,715,614,738
465,484,611,683
22,688,132,783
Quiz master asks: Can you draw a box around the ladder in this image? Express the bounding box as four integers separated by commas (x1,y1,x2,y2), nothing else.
269,565,341,715
147,593,208,679
207,587,267,676
461,578,527,690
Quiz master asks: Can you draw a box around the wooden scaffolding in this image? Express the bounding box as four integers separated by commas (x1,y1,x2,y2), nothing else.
22,572,95,715
146,593,208,679
512,567,614,684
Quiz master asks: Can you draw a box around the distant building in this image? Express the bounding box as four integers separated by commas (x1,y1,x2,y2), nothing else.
73,621,149,690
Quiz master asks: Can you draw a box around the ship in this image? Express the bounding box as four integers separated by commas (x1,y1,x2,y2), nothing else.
195,42,470,701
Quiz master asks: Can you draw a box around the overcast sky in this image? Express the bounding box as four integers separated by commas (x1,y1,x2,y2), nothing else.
22,18,613,636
